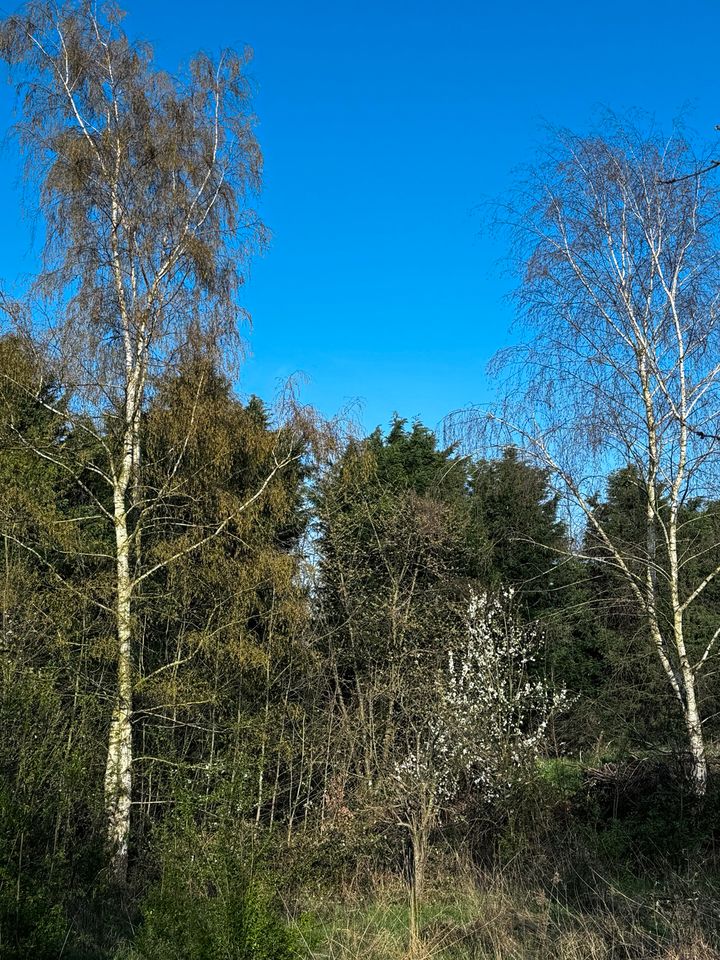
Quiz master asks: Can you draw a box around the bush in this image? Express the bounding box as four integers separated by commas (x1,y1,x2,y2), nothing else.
130,823,300,960
576,757,720,865
0,886,67,960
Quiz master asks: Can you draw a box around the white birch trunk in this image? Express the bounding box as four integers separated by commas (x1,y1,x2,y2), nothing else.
104,484,134,880
675,614,708,797
684,687,708,798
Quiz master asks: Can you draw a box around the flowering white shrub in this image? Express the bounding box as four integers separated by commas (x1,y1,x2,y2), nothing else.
436,588,569,804
392,587,569,813
387,587,570,944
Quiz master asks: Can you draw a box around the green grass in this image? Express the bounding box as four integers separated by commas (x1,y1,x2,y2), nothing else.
536,757,584,795
294,868,720,960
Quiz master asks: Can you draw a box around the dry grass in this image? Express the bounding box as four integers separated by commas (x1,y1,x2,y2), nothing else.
295,865,720,960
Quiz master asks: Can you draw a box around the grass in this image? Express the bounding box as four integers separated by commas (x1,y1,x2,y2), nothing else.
293,864,720,960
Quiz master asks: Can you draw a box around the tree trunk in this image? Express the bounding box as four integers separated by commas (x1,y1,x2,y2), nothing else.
683,679,707,798
408,821,427,955
104,492,133,881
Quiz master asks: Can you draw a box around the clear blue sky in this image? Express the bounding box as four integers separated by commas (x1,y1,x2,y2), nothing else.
0,0,718,433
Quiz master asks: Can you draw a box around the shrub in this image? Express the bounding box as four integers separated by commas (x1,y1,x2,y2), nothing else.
131,823,300,960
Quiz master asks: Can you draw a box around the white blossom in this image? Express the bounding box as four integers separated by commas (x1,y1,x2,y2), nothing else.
392,589,570,812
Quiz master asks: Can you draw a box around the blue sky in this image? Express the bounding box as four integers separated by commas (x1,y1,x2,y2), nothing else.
0,0,718,433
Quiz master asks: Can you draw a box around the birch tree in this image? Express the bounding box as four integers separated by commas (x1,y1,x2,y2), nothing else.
481,120,720,796
0,0,289,878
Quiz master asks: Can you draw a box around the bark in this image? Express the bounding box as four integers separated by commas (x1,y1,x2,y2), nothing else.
104,491,133,880
104,387,137,881
408,821,427,954
679,652,707,797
